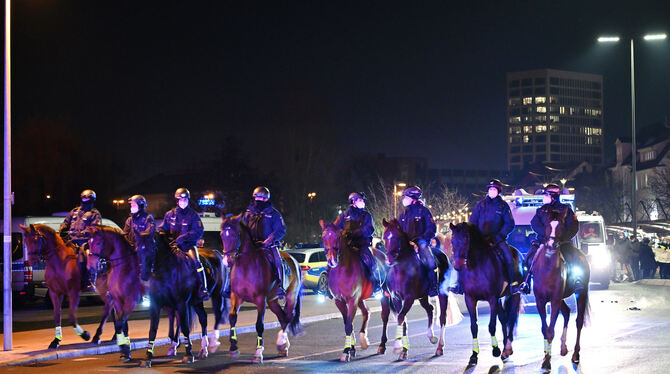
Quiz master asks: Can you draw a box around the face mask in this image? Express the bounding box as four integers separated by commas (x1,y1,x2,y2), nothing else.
130,203,139,214
178,199,188,209
354,200,365,209
543,195,552,204
487,188,499,199
402,196,413,207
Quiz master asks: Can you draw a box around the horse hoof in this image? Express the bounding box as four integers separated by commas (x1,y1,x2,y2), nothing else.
561,346,568,356
167,343,179,356
182,355,195,364
493,346,501,357
435,346,444,356
572,352,580,365
429,336,438,344
48,338,60,349
139,360,151,368
340,352,350,362
230,350,240,359
398,349,408,361
208,338,221,354
542,356,551,370
501,353,509,362
92,334,101,345
468,354,478,366
277,346,289,357
198,349,208,359
119,354,131,362
359,332,369,350
80,331,91,341
252,354,263,364
351,347,357,358
377,345,386,355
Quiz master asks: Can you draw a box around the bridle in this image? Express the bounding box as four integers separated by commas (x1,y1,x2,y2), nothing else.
29,230,49,262
221,224,242,261
322,226,341,268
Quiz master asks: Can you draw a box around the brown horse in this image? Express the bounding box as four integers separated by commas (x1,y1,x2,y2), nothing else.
449,222,522,366
319,219,387,362
380,219,457,360
220,215,303,364
87,226,144,361
20,224,91,348
532,209,591,370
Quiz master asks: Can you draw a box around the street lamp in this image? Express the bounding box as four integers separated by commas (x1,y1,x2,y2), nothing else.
393,182,406,218
598,32,667,238
3,0,11,351
307,192,317,200
560,178,567,189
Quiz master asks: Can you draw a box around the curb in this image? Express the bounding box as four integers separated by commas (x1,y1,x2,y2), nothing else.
5,306,382,367
636,279,670,287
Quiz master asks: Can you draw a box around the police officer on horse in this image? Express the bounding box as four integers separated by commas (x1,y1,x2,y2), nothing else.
398,186,439,296
242,186,287,299
122,195,155,248
334,192,382,294
522,183,587,294
158,188,208,300
451,179,523,295
59,189,102,292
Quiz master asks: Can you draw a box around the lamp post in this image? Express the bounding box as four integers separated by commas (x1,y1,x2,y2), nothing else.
3,0,12,351
393,182,406,218
598,32,667,238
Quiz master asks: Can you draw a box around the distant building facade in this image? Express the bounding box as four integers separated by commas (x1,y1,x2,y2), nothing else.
507,69,604,170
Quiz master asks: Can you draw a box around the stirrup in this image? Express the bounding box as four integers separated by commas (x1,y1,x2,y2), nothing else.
509,281,521,295
448,284,464,295
519,282,531,295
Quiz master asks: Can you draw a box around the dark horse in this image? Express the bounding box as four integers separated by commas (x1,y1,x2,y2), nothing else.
135,230,228,367
86,226,144,361
532,209,591,371
220,215,303,364
319,219,388,362
380,219,458,360
449,222,522,366
20,224,91,348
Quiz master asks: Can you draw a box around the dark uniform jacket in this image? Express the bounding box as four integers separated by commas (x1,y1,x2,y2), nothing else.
531,201,578,243
123,210,155,247
334,206,375,245
158,206,204,249
469,196,515,244
242,201,286,246
59,206,102,242
398,202,436,245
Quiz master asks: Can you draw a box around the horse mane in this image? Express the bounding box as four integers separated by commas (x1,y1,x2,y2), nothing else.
32,224,74,254
98,225,135,255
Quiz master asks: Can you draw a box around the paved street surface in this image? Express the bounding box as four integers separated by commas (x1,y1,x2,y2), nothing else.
3,281,670,373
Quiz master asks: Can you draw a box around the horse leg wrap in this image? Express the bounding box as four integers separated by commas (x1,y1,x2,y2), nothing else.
491,336,498,348
147,340,155,355
74,324,84,336
256,337,263,349
472,338,480,354
55,326,63,341
116,333,130,346
230,327,237,341
401,335,409,349
345,335,353,349
395,325,403,340
544,339,551,355
350,333,356,348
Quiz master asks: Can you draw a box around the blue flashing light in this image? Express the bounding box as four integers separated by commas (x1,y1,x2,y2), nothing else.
198,199,215,206
515,197,524,206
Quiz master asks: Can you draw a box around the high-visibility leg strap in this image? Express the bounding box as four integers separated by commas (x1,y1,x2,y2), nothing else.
544,339,551,355
344,335,353,349
402,335,410,349
147,340,155,354
472,338,480,353
117,333,126,346
350,333,356,348
55,326,62,341
491,336,499,348
257,336,263,349
74,324,84,336
231,327,237,341
395,325,403,340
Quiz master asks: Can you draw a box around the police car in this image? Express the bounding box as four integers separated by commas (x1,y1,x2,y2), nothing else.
503,189,611,290
286,246,328,294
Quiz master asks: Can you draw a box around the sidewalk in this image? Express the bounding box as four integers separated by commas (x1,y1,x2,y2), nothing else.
0,294,381,367
636,279,670,287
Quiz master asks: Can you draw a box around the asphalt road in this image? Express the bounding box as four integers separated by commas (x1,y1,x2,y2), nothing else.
5,282,670,373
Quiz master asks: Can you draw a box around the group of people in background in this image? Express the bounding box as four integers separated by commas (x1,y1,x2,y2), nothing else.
613,234,670,281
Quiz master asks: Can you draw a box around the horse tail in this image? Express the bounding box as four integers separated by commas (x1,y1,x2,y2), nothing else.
582,290,592,328
286,255,303,336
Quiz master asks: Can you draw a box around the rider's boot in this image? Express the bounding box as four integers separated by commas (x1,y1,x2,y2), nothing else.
497,242,522,294
270,246,286,299
361,247,382,295
565,245,588,293
447,271,464,295
418,242,439,297
79,258,95,293
189,249,209,301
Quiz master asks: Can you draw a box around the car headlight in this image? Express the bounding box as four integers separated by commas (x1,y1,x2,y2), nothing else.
589,244,610,269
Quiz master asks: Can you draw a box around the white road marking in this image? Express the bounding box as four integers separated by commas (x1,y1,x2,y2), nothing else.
72,357,99,361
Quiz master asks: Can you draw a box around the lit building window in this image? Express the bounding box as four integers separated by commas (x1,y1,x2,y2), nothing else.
523,135,530,143
549,96,557,103
559,106,565,114
535,97,546,104
523,126,533,133
549,115,559,122
535,125,547,133
536,106,547,113
550,125,559,132
510,116,521,124
593,128,602,135
522,97,533,105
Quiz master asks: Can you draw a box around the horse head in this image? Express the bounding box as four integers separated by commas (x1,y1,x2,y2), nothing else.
221,215,244,257
20,224,49,266
449,222,472,270
134,228,157,281
86,225,109,281
319,219,341,268
382,218,408,264
543,209,567,253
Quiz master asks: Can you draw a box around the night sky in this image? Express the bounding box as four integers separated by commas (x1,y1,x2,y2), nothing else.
9,1,670,180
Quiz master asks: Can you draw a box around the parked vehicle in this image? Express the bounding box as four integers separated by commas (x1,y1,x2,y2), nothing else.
286,247,328,294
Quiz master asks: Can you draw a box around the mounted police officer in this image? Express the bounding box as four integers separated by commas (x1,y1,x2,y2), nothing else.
398,186,439,296
59,189,102,292
242,186,287,299
122,195,155,248
453,179,523,295
158,188,208,300
522,183,587,294
334,192,382,294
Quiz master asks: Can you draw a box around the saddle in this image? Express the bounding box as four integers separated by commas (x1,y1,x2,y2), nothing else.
278,251,293,290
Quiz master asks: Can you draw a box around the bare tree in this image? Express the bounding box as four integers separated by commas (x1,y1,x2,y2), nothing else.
365,176,397,236
650,168,670,219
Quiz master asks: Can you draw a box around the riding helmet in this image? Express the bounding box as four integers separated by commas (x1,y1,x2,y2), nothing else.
128,195,147,209
348,192,366,204
543,183,561,199
253,186,271,200
80,189,96,201
174,188,190,200
402,186,423,200
486,179,504,193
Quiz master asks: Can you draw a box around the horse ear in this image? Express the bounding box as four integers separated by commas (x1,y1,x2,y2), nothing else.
382,219,389,228
319,219,325,229
449,222,455,230
19,224,29,232
29,224,35,232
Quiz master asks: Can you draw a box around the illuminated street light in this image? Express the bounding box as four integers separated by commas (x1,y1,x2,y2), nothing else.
560,178,567,188
45,194,51,199
597,31,667,237
393,182,406,217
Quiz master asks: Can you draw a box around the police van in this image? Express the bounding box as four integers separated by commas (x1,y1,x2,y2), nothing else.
0,215,122,305
503,189,611,289
155,211,223,252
